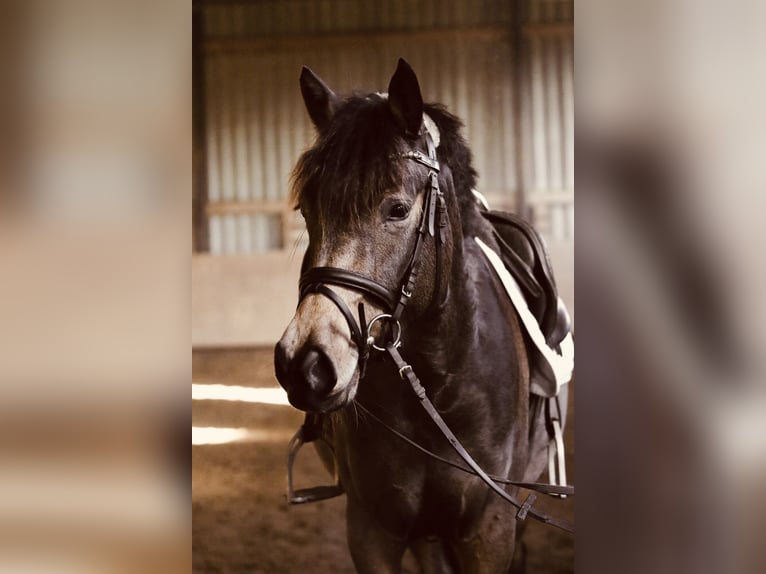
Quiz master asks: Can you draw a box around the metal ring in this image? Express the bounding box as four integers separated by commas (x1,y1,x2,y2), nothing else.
365,313,402,352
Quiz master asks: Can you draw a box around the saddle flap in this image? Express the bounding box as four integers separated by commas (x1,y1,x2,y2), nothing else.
481,210,566,348
491,228,543,299
475,205,574,397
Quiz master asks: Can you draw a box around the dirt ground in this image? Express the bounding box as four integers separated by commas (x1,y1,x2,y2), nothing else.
192,348,573,573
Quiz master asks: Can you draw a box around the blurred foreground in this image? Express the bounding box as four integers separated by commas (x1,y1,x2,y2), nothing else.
577,1,766,573
0,1,764,573
0,1,188,572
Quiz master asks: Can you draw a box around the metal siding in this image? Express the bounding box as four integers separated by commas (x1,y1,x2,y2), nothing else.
562,36,574,190
205,57,221,205
545,37,562,193
202,0,573,250
528,0,574,24
530,35,548,192
524,3,574,239
203,0,519,38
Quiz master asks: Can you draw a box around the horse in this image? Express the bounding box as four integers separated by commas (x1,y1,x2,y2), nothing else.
274,58,568,573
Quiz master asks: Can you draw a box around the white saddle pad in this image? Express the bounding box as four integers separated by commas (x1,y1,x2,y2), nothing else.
475,236,574,397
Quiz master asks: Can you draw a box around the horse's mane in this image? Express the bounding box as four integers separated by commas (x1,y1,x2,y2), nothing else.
423,103,480,230
292,94,478,232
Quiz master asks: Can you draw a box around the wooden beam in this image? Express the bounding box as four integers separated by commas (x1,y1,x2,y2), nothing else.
203,26,511,54
526,190,574,205
205,200,287,216
193,0,275,9
523,23,574,38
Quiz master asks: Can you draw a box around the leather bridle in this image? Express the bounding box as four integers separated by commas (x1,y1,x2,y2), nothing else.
299,130,446,378
293,128,574,533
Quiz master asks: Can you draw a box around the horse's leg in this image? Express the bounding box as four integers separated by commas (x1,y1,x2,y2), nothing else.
508,522,529,574
451,502,518,574
411,537,457,574
346,498,407,574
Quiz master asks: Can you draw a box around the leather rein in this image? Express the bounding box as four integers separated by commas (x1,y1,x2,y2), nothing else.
296,130,574,534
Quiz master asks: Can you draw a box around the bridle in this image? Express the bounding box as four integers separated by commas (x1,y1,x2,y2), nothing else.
299,130,446,378
293,126,574,533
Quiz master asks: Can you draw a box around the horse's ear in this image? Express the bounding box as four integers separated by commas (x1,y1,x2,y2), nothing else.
300,66,339,132
388,58,423,138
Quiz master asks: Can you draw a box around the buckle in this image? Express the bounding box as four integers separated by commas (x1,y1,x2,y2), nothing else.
516,492,537,522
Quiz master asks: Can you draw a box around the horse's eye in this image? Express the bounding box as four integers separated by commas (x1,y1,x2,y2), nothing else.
387,203,410,221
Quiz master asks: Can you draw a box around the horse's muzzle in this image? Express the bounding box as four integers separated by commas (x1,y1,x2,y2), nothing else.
274,342,338,411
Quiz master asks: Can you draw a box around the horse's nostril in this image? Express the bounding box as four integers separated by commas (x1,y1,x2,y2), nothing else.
299,347,337,396
275,342,337,408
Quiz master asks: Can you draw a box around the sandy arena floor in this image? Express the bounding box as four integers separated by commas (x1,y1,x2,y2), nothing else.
192,348,573,573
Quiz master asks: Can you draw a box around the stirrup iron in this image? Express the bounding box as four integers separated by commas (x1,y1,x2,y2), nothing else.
286,421,344,505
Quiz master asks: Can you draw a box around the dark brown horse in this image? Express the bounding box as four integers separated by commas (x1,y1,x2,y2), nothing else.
275,59,567,573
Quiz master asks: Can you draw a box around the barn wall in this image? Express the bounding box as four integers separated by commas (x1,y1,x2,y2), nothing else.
192,0,573,347
192,252,304,347
204,30,520,253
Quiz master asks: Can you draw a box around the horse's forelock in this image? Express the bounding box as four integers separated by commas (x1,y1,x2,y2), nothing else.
292,97,478,232
292,95,406,227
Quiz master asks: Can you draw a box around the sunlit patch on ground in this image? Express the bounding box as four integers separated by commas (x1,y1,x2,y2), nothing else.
192,384,289,405
191,426,294,446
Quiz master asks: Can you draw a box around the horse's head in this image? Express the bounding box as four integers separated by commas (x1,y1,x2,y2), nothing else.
275,59,460,413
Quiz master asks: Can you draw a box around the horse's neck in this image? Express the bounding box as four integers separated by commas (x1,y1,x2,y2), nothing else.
405,239,483,380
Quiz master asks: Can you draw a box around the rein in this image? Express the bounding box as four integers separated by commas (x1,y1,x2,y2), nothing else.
352,401,573,496
292,127,574,534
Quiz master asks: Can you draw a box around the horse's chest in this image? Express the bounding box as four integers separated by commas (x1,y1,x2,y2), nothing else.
336,419,509,537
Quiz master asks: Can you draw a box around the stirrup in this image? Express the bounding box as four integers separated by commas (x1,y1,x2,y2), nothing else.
286,424,344,505
546,397,568,499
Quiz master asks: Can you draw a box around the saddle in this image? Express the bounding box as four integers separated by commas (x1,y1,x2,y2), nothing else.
470,190,573,399
476,205,572,495
480,209,571,348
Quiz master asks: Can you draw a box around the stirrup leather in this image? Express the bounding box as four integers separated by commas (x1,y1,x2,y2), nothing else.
546,396,568,499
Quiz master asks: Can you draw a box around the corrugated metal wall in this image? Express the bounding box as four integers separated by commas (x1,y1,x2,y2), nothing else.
201,0,573,253
204,0,514,37
525,20,574,239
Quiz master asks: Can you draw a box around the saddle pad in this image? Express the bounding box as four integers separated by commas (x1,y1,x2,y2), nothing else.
475,237,574,397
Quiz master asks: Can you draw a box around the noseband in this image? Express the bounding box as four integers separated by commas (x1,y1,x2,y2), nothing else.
298,130,446,377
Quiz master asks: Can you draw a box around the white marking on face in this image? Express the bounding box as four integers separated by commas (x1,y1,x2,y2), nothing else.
315,237,367,395
279,237,383,404
319,237,358,269
278,294,358,405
